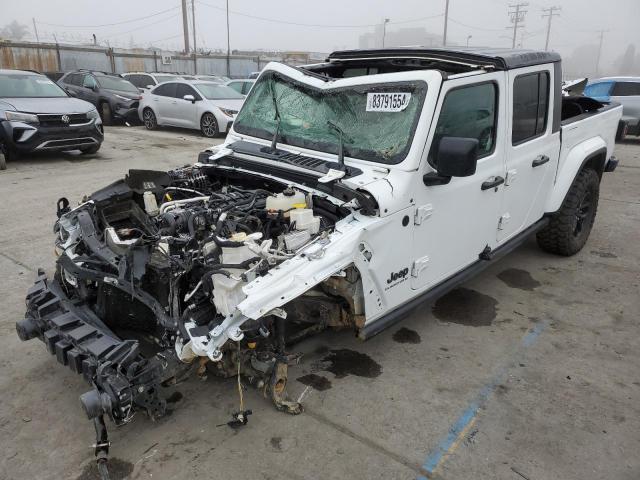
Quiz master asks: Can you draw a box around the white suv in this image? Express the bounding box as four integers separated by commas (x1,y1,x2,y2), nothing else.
122,72,187,92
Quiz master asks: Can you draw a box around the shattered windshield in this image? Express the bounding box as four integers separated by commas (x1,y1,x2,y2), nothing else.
233,71,427,164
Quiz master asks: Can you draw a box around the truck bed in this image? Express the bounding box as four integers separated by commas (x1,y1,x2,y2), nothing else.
560,97,622,167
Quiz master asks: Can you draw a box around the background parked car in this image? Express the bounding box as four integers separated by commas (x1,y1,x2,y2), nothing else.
42,71,65,82
226,79,255,95
58,71,140,125
0,69,103,169
193,74,226,83
247,71,261,79
584,77,640,140
122,72,186,93
138,80,245,137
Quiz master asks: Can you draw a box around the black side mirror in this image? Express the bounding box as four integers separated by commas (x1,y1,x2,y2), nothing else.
435,137,479,177
424,137,479,186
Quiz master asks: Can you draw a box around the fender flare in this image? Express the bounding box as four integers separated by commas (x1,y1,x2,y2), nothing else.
545,138,607,213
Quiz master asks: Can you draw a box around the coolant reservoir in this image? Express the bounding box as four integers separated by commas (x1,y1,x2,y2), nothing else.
143,191,159,216
265,188,306,216
290,208,320,234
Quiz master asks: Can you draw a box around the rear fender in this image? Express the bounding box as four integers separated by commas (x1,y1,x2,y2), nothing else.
545,138,607,213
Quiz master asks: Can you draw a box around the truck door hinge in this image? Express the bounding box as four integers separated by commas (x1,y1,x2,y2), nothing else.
498,213,511,230
412,256,430,277
505,169,517,186
414,204,433,225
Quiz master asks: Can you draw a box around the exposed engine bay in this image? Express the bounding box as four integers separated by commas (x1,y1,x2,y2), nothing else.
17,164,371,473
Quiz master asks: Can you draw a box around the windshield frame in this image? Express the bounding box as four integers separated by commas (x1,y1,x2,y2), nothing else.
0,73,69,98
233,70,428,165
95,75,139,93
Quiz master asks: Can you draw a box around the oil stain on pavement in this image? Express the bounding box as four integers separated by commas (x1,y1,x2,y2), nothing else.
392,327,422,344
316,349,382,379
297,373,333,391
497,268,541,291
432,287,498,326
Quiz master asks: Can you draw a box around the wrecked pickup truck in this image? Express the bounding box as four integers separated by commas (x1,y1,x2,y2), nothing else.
17,48,621,473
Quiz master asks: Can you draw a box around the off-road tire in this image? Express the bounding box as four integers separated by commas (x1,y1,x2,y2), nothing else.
536,168,600,256
143,108,157,130
100,102,113,126
200,112,218,138
80,144,101,154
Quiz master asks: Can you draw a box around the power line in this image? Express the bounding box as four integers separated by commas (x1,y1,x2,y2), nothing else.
197,0,442,29
36,6,181,28
103,13,181,39
507,3,529,49
541,6,561,50
448,18,505,32
147,33,183,45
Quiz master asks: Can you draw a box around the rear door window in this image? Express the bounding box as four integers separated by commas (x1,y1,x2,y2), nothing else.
126,75,151,88
512,71,550,144
65,73,81,86
611,82,640,96
152,82,177,97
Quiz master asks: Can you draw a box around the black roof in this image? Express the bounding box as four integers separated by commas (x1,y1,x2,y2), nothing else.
327,47,561,70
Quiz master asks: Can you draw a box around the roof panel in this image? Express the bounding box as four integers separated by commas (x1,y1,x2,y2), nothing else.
327,47,561,70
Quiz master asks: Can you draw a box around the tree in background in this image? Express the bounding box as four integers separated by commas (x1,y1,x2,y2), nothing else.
0,21,30,41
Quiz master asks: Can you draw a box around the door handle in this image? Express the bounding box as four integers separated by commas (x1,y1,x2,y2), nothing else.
481,176,505,191
532,155,550,167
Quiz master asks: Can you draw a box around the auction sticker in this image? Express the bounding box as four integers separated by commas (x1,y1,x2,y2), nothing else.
366,92,411,112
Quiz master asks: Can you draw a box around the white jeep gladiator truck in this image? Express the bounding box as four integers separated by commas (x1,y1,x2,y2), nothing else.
17,48,621,473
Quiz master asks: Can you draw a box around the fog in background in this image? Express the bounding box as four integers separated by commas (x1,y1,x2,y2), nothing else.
1,0,639,78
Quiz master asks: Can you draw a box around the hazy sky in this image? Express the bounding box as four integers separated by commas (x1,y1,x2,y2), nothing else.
3,0,639,69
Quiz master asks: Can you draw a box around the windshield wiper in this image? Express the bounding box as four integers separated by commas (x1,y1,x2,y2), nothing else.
268,82,281,152
326,120,353,172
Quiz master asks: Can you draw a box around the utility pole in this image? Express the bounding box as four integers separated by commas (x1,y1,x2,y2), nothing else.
191,0,197,73
466,35,472,47
595,30,606,77
541,6,561,51
181,0,190,54
507,3,528,49
443,0,450,46
382,18,390,48
32,18,40,43
32,18,42,71
226,0,231,76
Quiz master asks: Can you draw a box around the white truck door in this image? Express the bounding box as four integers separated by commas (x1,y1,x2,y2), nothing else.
411,73,507,291
497,64,560,243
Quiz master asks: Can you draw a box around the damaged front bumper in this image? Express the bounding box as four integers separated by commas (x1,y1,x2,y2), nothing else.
18,270,184,424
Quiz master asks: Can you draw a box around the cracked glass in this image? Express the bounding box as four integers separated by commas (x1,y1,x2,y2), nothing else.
233,71,427,165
